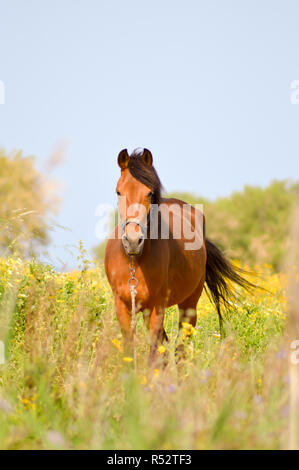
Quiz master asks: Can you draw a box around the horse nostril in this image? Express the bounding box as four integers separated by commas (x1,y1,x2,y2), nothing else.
138,237,144,246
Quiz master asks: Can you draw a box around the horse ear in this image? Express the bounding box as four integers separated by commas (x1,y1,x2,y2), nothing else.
142,148,153,167
117,149,129,170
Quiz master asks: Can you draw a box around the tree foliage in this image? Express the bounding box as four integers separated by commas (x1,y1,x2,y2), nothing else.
168,180,299,269
0,149,58,257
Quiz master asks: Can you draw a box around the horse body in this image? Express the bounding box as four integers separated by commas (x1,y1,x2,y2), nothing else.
105,148,255,362
105,197,206,310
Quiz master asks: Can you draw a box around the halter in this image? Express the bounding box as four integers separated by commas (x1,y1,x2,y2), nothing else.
121,218,147,238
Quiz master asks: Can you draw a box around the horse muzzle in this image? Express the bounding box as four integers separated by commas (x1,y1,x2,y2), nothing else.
121,233,144,256
121,218,147,256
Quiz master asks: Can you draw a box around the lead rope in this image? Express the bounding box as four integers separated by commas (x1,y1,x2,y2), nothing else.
128,255,138,371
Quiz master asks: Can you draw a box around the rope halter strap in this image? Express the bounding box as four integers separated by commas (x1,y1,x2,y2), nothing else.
128,255,138,371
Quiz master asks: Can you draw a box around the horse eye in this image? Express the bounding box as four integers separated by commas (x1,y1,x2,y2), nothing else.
147,191,153,198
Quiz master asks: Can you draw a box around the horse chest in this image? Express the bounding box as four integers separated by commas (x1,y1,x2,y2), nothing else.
116,280,151,308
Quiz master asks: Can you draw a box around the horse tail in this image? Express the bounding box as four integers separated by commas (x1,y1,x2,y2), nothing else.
204,238,259,334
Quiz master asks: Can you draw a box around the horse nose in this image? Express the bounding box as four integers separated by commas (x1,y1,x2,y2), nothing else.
121,233,144,255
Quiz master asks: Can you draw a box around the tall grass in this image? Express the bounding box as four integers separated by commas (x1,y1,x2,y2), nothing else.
0,251,296,449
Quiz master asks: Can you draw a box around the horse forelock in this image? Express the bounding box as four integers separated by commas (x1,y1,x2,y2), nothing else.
127,149,163,204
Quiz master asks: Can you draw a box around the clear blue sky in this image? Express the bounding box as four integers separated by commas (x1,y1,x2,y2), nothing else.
0,1,298,268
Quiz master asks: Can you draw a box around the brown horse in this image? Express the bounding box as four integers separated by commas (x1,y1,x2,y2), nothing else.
105,148,255,363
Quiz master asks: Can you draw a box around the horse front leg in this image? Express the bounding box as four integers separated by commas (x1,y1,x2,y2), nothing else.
149,305,167,365
114,295,133,357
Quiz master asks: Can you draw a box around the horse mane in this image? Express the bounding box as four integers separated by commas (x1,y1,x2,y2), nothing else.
128,149,163,205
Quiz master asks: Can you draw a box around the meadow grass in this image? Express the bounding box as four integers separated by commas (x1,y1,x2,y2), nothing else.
0,255,296,449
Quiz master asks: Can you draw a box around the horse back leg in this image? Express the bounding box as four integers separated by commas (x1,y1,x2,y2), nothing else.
178,279,205,329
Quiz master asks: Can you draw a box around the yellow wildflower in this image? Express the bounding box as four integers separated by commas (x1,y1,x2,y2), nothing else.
123,356,133,363
157,345,166,354
182,322,198,336
112,338,122,351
